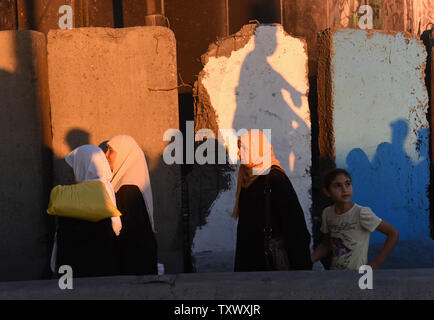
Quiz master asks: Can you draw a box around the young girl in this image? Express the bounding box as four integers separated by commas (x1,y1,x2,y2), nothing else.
311,168,399,270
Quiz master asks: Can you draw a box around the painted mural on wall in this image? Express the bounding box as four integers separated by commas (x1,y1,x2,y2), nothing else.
330,29,430,243
192,24,312,272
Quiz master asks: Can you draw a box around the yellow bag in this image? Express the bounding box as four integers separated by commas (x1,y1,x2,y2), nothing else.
47,180,121,222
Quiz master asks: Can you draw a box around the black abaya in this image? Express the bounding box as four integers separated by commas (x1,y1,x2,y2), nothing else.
234,166,312,272
56,217,117,278
115,185,158,275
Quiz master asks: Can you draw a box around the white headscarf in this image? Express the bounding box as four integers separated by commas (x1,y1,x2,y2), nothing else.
107,135,155,232
65,144,117,207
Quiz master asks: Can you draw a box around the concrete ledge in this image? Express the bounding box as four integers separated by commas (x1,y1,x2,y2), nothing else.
1,269,434,300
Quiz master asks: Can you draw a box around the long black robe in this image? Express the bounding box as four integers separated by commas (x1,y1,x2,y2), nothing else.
114,185,158,275
234,166,312,272
56,216,117,278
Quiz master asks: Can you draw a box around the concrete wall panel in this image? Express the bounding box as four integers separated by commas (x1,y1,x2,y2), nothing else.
318,28,430,243
408,0,434,36
165,0,228,87
0,30,52,281
17,0,75,33
193,24,312,272
47,26,182,273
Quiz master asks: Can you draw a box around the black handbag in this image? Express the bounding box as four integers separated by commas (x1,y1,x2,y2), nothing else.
264,173,290,271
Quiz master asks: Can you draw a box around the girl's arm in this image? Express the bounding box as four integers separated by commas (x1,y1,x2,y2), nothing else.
311,234,331,263
368,221,399,269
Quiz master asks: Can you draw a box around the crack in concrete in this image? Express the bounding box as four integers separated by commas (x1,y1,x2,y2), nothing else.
141,274,178,298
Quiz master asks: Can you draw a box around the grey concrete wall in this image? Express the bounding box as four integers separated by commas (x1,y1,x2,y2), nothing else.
47,26,183,274
1,269,434,299
0,30,52,281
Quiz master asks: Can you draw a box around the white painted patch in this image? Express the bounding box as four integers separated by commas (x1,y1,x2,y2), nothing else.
194,25,312,271
332,29,428,166
330,29,430,241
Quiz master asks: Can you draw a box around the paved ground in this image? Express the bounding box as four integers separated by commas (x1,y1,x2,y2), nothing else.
1,238,433,300
1,268,434,300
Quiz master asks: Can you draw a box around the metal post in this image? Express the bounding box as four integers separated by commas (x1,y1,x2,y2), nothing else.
144,0,167,26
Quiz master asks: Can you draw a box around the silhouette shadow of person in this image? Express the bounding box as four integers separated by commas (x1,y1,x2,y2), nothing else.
53,129,91,186
232,25,309,175
66,129,90,151
372,120,412,215
345,119,428,242
346,147,376,207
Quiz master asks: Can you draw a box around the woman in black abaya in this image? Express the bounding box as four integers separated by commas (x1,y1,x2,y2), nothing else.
55,145,122,277
106,135,158,275
233,130,312,272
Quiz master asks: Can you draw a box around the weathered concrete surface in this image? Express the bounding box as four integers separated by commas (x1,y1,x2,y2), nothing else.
228,0,281,35
1,269,434,300
0,1,17,30
165,0,228,87
16,1,116,33
47,26,183,273
318,28,430,243
282,0,434,78
408,0,434,36
0,31,52,281
17,0,75,33
192,24,312,272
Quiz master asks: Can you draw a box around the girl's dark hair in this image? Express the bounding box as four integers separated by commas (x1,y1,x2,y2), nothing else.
322,168,351,190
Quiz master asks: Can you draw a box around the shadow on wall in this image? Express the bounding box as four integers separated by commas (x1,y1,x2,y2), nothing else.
0,32,53,281
53,128,92,186
233,26,308,174
146,150,184,274
346,119,430,243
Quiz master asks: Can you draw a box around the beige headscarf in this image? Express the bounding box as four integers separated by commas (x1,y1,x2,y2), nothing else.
232,130,285,219
107,135,155,232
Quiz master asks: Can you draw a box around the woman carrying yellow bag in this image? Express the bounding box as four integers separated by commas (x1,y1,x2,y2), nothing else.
50,145,122,277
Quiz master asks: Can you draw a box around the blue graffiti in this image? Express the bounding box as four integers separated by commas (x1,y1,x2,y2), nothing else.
345,119,430,243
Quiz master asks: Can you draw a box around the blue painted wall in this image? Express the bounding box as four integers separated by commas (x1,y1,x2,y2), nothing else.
343,119,430,243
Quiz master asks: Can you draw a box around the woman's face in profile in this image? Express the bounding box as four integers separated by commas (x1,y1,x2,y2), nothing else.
105,145,117,171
